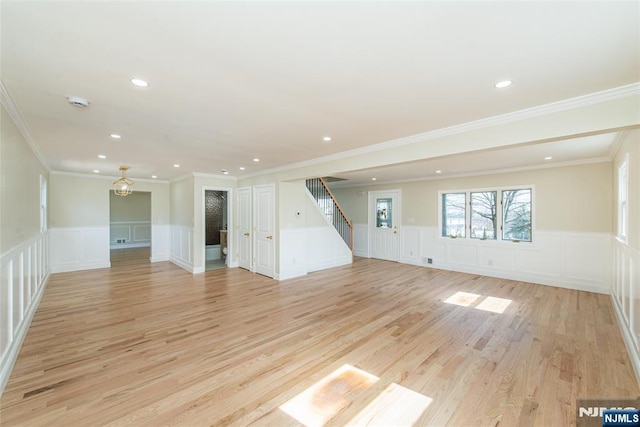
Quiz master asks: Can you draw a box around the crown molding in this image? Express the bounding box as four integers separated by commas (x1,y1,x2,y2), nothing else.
0,80,51,172
327,157,613,189
192,172,238,181
242,83,640,180
608,130,631,160
50,170,169,184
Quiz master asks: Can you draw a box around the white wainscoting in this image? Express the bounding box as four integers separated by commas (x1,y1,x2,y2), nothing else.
0,232,50,396
611,237,640,385
354,224,611,294
170,225,194,273
151,224,170,263
278,226,352,280
50,227,110,273
109,221,151,249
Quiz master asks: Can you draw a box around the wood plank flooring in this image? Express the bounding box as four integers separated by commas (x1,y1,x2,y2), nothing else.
1,256,638,426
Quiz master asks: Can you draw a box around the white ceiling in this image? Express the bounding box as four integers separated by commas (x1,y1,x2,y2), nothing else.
1,1,638,183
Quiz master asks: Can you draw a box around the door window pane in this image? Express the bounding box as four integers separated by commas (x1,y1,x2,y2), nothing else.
502,189,532,242
470,191,496,239
376,198,393,228
442,193,466,237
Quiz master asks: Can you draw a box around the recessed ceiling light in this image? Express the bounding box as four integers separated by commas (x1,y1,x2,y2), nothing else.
93,170,100,173
239,166,245,171
253,158,260,162
173,164,180,168
130,78,149,87
544,156,553,160
371,177,377,181
110,134,121,139
435,170,442,174
222,170,229,175
98,154,106,159
151,175,157,179
495,80,512,89
323,136,332,142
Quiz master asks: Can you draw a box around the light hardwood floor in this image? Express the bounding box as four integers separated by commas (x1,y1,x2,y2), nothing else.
1,255,638,426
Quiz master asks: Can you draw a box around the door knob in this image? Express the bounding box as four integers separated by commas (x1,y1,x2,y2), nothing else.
243,232,250,237
266,235,273,240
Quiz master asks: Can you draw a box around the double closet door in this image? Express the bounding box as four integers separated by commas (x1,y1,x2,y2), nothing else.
237,185,275,278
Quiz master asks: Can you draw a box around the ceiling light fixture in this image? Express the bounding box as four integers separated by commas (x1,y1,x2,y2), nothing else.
371,177,377,181
436,170,442,174
239,166,245,171
66,96,90,108
93,170,100,173
495,80,512,89
323,136,332,142
98,154,106,159
151,175,157,179
110,134,121,139
253,158,260,162
545,156,553,160
130,78,149,87
112,166,135,197
173,164,180,168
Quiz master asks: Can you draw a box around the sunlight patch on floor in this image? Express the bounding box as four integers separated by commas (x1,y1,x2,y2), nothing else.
279,364,378,427
444,291,512,313
444,291,481,307
476,296,512,313
346,382,433,426
279,364,432,427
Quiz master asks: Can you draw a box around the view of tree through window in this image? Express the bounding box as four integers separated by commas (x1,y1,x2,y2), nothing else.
441,193,466,237
470,191,496,239
441,187,532,242
502,189,532,241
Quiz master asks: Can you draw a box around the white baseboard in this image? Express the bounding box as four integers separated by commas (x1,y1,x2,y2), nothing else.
150,254,170,263
110,243,150,250
611,294,640,388
170,256,194,273
276,268,308,281
51,261,111,274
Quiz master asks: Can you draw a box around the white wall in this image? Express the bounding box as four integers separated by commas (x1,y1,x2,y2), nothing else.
277,181,352,280
611,130,640,384
49,173,170,272
0,102,50,396
109,191,151,249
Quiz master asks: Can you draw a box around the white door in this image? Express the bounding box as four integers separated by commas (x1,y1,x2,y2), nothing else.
238,187,252,271
254,184,275,278
369,190,401,262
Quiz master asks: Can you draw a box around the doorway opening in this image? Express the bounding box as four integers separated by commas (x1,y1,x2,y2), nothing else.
109,191,151,267
205,190,228,271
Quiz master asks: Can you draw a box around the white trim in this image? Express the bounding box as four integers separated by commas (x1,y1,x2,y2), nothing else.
110,243,151,250
0,232,50,397
0,81,51,172
240,84,640,180
327,157,612,189
49,170,169,184
612,294,640,387
193,172,237,181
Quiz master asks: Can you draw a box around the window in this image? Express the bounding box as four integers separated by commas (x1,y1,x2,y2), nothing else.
376,197,393,228
470,191,497,239
501,189,531,242
440,186,533,242
618,158,629,241
40,175,48,232
441,193,466,237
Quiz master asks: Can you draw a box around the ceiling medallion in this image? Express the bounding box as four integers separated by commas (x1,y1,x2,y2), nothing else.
113,166,135,196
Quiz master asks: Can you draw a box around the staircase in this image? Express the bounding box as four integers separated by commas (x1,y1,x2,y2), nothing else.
305,178,353,250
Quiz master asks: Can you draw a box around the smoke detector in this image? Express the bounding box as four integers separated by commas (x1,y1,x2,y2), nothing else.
66,96,90,108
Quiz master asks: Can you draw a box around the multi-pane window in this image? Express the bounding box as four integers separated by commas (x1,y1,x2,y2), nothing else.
501,189,532,242
470,191,497,240
440,187,533,242
442,193,466,237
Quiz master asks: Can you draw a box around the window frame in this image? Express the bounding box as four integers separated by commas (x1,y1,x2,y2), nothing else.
617,156,629,242
438,185,535,244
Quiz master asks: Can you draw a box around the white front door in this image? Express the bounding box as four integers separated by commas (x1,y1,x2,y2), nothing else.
369,190,401,262
254,184,275,278
238,187,252,271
